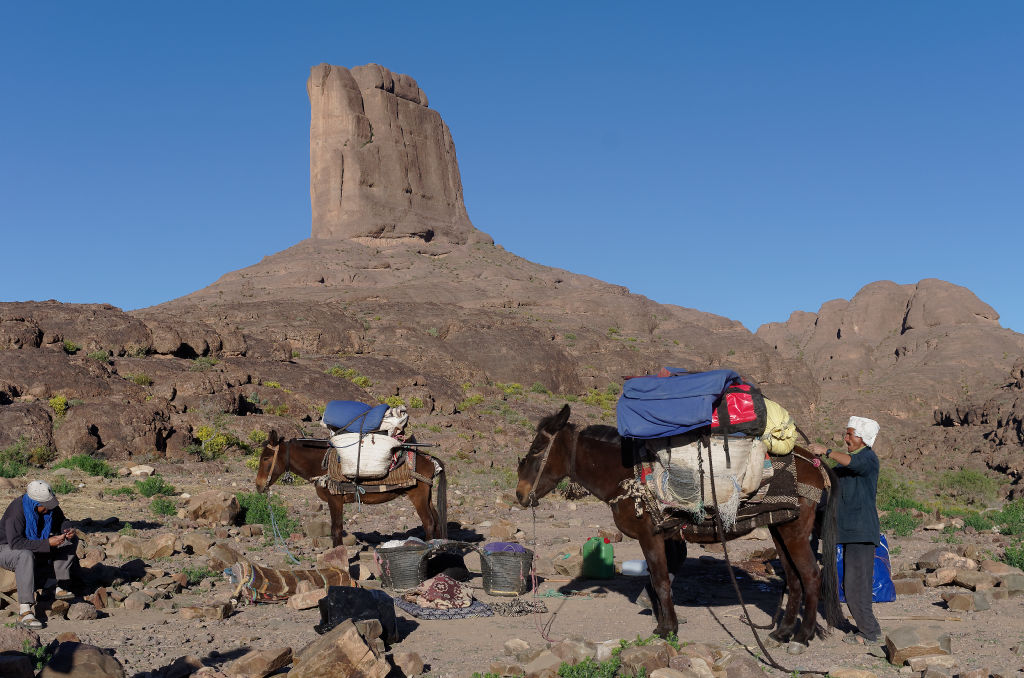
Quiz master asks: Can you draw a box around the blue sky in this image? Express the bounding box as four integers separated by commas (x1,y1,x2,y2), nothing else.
2,2,1021,334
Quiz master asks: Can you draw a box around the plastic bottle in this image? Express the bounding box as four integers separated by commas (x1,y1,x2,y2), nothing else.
621,559,649,576
581,536,615,579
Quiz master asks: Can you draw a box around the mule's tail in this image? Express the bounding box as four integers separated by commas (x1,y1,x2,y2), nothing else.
820,460,844,630
434,456,448,540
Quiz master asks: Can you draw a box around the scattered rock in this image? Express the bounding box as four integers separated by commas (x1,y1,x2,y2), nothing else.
39,641,125,678
288,588,328,610
522,650,562,678
129,464,155,478
619,644,671,675
907,655,959,671
67,602,98,620
893,578,926,595
179,601,234,620
953,570,997,591
290,619,388,678
184,491,241,525
225,646,292,678
392,650,424,676
885,625,952,665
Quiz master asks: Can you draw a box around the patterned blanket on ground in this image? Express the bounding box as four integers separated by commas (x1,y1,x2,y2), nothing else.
228,560,350,602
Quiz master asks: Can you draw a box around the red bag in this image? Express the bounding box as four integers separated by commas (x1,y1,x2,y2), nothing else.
710,381,767,436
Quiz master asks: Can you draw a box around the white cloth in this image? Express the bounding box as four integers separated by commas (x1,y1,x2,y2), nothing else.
847,416,880,447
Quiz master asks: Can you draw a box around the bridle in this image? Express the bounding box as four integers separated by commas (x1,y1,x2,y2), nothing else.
257,442,290,494
526,424,579,506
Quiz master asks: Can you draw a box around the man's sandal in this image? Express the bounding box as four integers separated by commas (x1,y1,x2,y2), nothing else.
17,612,43,630
54,587,74,601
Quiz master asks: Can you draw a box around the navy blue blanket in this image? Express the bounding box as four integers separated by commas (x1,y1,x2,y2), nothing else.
323,400,389,433
616,368,740,439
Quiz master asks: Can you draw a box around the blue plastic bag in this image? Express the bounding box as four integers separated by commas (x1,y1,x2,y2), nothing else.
836,534,896,603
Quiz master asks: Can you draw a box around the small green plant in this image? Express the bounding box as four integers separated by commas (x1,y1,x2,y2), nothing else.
150,496,177,516
22,638,52,671
118,522,136,536
190,356,219,372
1002,541,1024,570
937,469,1001,506
458,394,484,410
273,403,290,417
0,436,32,477
194,425,244,460
496,382,524,396
997,498,1024,536
86,350,109,362
530,382,550,394
564,333,576,341
136,475,176,498
607,327,620,336
582,388,617,411
49,394,69,417
263,380,282,389
291,350,300,358
877,468,926,512
351,375,372,388
235,491,298,535
380,395,404,408
109,486,135,497
53,454,115,478
248,430,268,446
426,424,442,433
51,477,77,494
125,343,150,357
409,397,424,409
62,340,80,355
123,372,152,386
181,565,218,585
880,509,921,537
427,327,439,337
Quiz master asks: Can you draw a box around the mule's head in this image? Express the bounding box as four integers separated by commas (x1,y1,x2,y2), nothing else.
254,430,286,493
516,404,572,507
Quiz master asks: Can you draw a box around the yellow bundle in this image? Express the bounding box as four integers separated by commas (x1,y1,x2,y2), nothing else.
762,399,797,455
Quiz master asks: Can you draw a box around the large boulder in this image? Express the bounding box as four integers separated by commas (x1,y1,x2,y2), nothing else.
39,641,125,678
184,490,241,525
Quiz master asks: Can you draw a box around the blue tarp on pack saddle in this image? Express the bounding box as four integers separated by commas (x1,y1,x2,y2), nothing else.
616,368,741,439
323,400,390,433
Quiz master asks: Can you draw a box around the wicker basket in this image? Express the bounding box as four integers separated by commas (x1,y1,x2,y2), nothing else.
480,547,534,596
375,542,430,592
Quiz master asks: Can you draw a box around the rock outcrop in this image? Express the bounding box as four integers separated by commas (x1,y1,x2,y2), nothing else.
757,279,1024,478
308,63,489,245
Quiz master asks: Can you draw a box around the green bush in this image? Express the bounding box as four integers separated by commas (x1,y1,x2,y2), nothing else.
235,491,298,535
49,395,69,417
109,486,135,497
190,356,219,372
263,381,282,389
51,477,77,494
458,394,484,410
150,497,177,516
62,340,80,355
962,511,996,532
0,436,32,477
997,499,1024,536
877,468,926,512
123,372,152,386
496,382,523,396
118,522,136,536
937,469,1001,506
1002,541,1024,570
136,475,176,498
582,388,617,411
351,375,372,388
181,565,218,585
530,382,550,394
248,430,268,446
53,454,115,478
86,350,109,363
880,509,921,537
380,395,404,408
409,397,424,409
194,425,244,460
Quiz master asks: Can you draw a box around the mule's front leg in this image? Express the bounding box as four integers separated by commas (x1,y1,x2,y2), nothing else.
638,531,678,638
324,494,346,547
767,527,801,644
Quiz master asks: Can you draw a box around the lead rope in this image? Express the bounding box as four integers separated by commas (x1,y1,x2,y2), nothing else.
705,444,826,675
267,492,300,566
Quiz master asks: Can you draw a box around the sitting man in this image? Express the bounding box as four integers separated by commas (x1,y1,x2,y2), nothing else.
0,480,77,629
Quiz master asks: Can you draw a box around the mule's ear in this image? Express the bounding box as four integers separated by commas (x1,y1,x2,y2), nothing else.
553,404,571,429
268,430,279,445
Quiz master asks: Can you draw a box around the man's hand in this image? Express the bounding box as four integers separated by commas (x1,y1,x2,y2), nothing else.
807,443,828,457
47,534,66,547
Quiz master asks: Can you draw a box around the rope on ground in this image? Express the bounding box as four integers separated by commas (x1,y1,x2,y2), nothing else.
267,492,300,566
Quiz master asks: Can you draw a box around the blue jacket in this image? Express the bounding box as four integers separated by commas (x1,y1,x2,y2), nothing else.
835,446,880,545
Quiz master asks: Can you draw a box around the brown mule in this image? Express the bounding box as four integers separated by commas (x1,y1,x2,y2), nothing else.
255,430,448,545
516,404,843,647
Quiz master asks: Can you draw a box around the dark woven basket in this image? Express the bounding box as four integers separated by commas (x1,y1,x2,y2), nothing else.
375,542,430,592
479,547,534,596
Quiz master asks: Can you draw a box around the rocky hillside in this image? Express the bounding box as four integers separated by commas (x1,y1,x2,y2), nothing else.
757,279,1024,485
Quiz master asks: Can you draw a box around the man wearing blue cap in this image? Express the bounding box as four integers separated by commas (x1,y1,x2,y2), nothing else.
0,480,77,629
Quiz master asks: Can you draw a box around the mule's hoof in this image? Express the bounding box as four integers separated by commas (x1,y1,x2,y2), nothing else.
786,642,809,656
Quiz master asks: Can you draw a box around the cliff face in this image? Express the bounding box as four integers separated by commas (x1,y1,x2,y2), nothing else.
757,279,1024,478
308,63,490,245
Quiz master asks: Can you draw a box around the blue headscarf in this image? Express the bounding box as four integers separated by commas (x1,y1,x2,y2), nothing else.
22,494,53,540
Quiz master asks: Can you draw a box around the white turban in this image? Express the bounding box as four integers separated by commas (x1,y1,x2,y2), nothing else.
847,416,880,447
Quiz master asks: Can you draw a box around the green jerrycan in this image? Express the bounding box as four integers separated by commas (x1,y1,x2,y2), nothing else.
581,536,615,579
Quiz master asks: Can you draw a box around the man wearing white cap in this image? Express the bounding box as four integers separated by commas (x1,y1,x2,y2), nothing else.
0,480,77,629
809,416,882,646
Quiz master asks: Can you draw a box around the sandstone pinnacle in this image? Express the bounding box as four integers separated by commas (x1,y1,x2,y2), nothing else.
308,62,491,245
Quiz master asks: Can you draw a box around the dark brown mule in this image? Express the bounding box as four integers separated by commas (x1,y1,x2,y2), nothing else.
516,405,842,649
255,431,448,546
